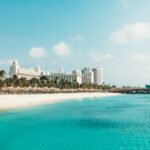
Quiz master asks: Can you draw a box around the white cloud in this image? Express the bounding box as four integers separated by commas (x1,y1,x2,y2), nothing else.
145,66,150,71
132,53,147,62
88,52,113,62
29,47,45,58
111,22,150,44
52,41,71,56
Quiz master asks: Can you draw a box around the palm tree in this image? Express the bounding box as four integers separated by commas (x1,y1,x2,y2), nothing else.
54,78,58,88
29,78,39,87
0,79,3,89
12,75,18,87
4,78,13,87
0,70,6,80
40,76,49,87
19,77,28,87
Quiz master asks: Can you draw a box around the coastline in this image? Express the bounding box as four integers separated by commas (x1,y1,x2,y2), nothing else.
0,92,119,110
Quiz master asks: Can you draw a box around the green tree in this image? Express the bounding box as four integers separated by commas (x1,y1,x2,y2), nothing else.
29,78,39,87
40,76,49,87
0,70,6,79
0,79,3,89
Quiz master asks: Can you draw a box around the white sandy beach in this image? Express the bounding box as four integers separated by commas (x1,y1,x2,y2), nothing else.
0,93,119,110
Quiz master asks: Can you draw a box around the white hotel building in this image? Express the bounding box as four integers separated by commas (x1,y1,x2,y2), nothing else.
82,67,94,84
49,68,82,84
81,67,103,85
92,67,103,85
9,60,103,85
9,60,42,79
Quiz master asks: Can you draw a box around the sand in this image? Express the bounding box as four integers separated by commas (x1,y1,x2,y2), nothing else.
0,93,119,110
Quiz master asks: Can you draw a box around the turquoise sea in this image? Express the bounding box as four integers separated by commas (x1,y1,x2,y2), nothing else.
0,95,150,150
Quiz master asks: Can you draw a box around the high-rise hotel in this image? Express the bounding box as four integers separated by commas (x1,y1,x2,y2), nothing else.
81,67,103,85
9,60,103,85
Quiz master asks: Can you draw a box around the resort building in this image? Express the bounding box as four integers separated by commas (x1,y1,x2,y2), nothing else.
48,68,82,84
82,67,94,84
92,67,103,85
81,67,103,85
9,60,42,79
9,60,103,85
48,67,103,85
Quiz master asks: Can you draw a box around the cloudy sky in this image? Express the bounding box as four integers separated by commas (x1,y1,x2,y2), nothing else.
0,0,150,86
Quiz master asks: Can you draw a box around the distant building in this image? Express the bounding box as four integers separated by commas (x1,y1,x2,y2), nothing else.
9,60,42,79
82,67,94,84
81,67,103,85
81,67,88,75
9,60,103,84
92,67,103,85
48,68,82,84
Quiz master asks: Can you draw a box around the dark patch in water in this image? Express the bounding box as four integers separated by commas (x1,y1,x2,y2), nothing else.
62,119,150,133
72,118,127,129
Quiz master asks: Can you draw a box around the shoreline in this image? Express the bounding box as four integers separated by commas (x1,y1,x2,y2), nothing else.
0,92,119,110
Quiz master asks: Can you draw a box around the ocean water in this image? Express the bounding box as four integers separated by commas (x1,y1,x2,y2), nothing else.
0,95,150,150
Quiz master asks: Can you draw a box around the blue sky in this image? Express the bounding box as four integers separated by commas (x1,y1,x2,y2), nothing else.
0,0,150,86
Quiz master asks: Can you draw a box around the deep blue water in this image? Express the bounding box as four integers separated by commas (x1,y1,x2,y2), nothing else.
0,95,150,150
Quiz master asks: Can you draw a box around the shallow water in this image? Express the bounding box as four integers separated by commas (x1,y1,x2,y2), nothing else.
0,95,150,150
